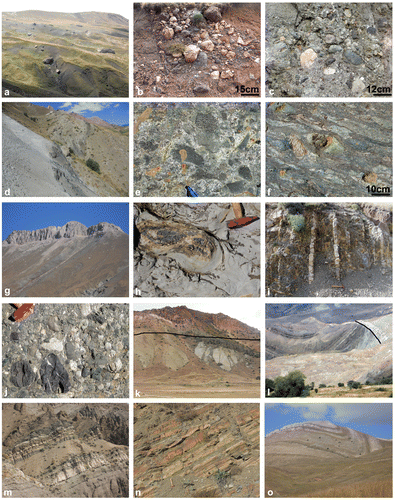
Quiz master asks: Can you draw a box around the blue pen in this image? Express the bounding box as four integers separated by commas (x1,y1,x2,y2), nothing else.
185,185,198,197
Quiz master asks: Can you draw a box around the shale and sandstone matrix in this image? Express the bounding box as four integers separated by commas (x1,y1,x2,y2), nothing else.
266,102,392,197
134,403,259,497
3,303,129,399
134,102,260,197
2,221,129,297
266,3,392,97
134,203,260,297
2,403,129,497
266,203,392,297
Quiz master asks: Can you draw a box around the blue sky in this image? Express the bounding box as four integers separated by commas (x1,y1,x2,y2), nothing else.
33,102,129,126
3,203,129,239
265,403,392,439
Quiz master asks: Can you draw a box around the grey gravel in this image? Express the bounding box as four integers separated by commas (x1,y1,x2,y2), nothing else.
2,304,129,398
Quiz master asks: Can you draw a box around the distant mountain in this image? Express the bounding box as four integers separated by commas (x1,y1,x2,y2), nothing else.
3,221,129,297
266,420,392,497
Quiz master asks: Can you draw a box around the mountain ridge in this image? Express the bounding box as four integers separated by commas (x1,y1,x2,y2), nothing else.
4,221,125,245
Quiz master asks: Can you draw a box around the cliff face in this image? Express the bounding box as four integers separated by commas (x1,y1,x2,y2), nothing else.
4,221,123,245
134,403,259,498
2,221,129,297
266,203,392,297
2,403,129,498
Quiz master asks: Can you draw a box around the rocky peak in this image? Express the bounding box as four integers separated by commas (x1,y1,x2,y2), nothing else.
87,222,123,235
4,221,125,245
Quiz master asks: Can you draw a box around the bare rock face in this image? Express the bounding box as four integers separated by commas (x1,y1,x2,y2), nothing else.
2,403,129,498
134,403,259,498
266,203,392,297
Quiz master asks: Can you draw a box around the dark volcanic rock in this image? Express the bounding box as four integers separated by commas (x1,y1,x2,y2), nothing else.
40,353,71,394
100,48,115,54
43,57,54,64
10,360,35,387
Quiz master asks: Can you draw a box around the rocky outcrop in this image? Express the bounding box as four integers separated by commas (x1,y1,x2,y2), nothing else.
134,403,259,498
2,221,129,297
4,221,123,245
266,203,392,297
2,403,129,498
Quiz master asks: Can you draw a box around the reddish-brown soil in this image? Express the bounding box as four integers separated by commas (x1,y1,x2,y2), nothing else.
133,3,260,97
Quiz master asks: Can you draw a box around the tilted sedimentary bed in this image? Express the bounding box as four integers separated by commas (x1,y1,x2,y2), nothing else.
134,403,259,497
2,403,129,497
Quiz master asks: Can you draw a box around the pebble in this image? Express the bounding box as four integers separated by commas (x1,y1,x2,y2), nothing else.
42,338,63,352
367,27,377,35
300,48,317,69
351,78,366,93
184,44,200,63
211,71,220,79
328,45,342,53
325,57,336,66
325,35,336,44
344,49,363,65
200,40,214,52
323,67,336,75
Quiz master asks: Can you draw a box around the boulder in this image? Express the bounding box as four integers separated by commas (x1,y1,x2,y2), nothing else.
43,57,54,64
100,48,115,54
204,6,222,22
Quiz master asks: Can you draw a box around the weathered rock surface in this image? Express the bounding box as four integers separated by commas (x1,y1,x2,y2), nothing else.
134,305,260,398
40,354,71,394
134,203,260,297
266,3,392,97
134,403,259,497
266,203,392,297
266,102,392,197
134,102,260,197
2,303,129,398
3,221,129,297
2,403,129,497
265,304,392,385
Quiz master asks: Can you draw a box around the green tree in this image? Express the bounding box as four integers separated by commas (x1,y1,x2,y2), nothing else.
86,158,101,174
273,370,306,398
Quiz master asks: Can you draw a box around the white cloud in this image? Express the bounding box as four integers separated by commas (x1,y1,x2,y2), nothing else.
65,103,110,114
